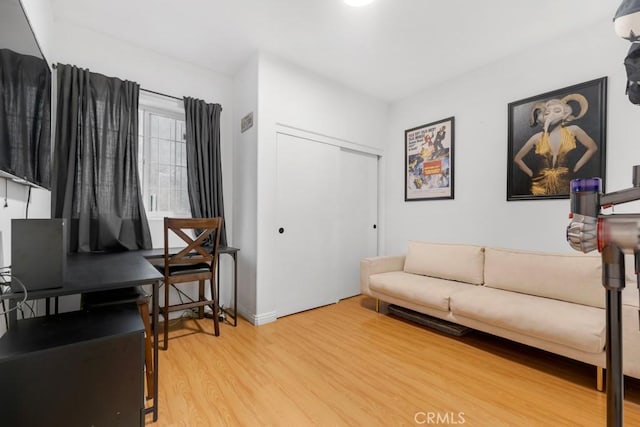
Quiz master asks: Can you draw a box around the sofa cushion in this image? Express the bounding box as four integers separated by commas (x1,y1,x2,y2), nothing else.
450,287,605,354
403,241,485,285
369,271,475,312
484,247,605,309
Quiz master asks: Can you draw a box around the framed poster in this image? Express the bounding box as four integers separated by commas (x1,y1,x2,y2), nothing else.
507,77,607,201
405,116,454,201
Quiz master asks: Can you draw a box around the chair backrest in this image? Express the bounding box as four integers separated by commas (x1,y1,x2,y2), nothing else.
163,217,223,282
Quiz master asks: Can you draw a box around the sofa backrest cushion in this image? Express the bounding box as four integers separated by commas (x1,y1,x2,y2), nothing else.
484,247,604,308
404,241,485,285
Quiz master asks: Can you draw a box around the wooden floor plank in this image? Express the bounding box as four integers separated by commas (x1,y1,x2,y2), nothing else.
147,296,640,426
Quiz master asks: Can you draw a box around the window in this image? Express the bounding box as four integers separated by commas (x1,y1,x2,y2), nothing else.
138,93,191,217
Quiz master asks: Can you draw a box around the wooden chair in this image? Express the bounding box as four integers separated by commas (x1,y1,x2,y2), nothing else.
158,217,223,350
81,287,154,400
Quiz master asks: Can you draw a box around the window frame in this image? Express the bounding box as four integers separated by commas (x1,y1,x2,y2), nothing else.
138,95,191,219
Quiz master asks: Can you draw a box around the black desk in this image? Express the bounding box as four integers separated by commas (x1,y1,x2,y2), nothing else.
1,245,239,422
140,245,240,326
2,251,163,421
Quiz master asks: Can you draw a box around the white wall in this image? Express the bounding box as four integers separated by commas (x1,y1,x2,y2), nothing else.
386,20,639,255
232,54,259,319
253,53,389,323
20,0,53,61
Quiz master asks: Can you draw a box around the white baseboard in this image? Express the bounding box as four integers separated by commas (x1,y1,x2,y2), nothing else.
239,307,276,325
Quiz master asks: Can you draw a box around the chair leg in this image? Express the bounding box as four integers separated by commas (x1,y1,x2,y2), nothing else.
164,283,170,350
198,280,205,318
137,297,154,400
209,278,220,336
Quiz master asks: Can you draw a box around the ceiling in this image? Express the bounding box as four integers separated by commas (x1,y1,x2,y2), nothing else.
50,0,615,102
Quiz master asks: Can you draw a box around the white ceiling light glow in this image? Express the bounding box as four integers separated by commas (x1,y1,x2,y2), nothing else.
344,0,374,7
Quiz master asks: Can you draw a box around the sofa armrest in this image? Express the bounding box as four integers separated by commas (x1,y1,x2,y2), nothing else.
360,255,405,295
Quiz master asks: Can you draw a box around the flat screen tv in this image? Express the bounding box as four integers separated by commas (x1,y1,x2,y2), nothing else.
0,0,51,189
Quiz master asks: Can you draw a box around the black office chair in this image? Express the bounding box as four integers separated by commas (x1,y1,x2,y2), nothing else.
157,217,223,350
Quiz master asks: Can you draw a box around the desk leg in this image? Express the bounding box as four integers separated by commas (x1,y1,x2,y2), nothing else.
7,298,17,329
216,264,220,321
152,280,159,421
232,251,237,327
217,252,238,327
142,283,160,422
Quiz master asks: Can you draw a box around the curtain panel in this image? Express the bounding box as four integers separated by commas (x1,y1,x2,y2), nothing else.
183,97,227,247
52,64,152,252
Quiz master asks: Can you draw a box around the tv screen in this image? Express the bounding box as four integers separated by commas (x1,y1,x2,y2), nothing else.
0,0,51,189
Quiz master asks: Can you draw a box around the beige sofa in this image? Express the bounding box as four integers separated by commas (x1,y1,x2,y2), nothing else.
360,241,640,389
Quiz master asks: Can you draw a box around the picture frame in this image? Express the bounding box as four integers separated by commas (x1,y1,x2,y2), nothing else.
507,77,607,201
405,116,454,201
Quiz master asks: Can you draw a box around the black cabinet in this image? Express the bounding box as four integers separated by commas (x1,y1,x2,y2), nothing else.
0,304,145,427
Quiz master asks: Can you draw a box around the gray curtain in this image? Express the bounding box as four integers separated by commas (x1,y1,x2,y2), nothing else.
184,97,227,247
52,64,152,252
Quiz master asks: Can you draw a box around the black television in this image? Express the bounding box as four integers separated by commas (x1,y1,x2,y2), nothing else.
0,0,51,189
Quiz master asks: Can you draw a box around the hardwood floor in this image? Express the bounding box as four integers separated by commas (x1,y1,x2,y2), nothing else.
146,296,640,426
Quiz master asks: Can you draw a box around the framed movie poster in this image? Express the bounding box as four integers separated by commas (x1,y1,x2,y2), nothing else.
405,116,454,201
507,77,607,201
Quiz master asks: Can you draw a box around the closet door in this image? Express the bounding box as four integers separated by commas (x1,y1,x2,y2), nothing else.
337,148,378,299
274,133,339,317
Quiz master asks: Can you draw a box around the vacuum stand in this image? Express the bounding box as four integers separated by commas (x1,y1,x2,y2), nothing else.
567,166,640,426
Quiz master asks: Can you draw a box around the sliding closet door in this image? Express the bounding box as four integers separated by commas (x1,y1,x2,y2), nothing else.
274,133,339,318
336,148,378,299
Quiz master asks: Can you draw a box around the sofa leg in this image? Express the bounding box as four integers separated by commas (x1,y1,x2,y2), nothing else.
597,366,604,392
375,299,379,312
